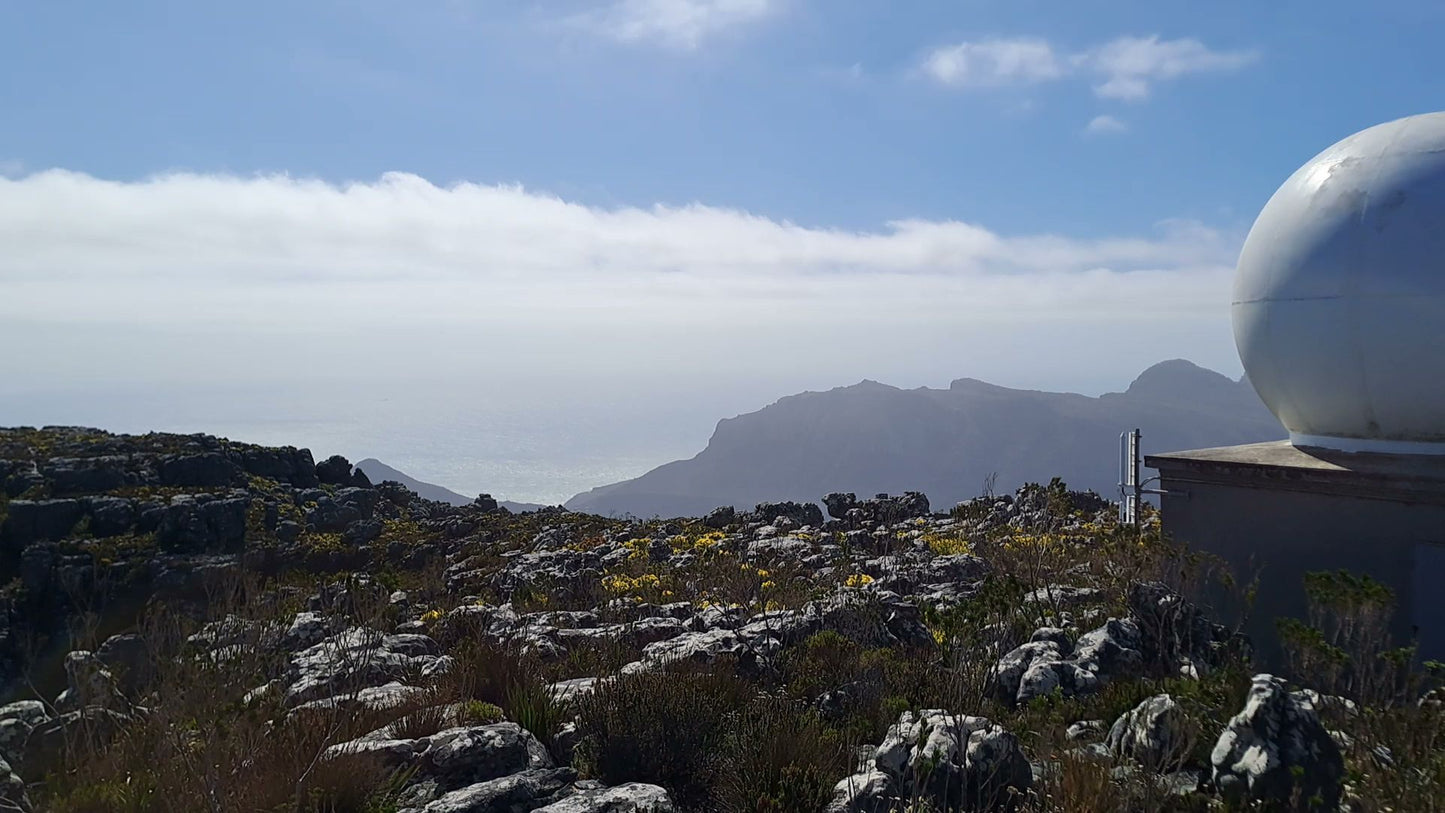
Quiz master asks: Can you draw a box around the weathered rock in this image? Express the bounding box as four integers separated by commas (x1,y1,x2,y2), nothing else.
1,499,86,545
1107,694,1194,771
95,633,152,696
316,455,356,487
55,650,126,712
424,723,554,788
158,453,241,487
0,701,48,765
873,710,1031,810
827,769,895,813
41,456,131,495
1210,674,1344,809
85,496,138,537
751,501,824,528
285,628,441,706
151,494,250,552
21,707,129,775
532,782,674,813
0,753,29,812
399,767,576,813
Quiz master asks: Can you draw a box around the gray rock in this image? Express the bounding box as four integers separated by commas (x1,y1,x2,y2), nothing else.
1107,694,1193,771
95,633,152,696
22,707,129,775
532,783,675,813
54,651,126,712
158,453,241,487
827,769,895,813
285,628,441,706
401,768,576,813
424,722,554,788
1210,674,1344,809
0,753,30,812
873,710,1031,809
993,641,1064,703
85,496,138,536
41,456,131,495
290,682,428,716
1,499,86,545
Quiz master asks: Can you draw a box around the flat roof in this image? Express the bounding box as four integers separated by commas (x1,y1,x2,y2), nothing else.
1146,440,1445,504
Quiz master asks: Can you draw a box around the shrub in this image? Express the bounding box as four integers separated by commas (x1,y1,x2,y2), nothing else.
573,669,753,807
712,695,849,813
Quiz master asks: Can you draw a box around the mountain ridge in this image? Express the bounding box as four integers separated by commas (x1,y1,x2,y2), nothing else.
565,359,1283,518
354,458,546,513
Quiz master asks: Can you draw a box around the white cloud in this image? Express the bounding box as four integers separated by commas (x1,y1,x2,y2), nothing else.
1083,36,1259,101
921,38,1063,87
1084,114,1128,136
0,169,1244,415
922,34,1256,101
574,0,777,49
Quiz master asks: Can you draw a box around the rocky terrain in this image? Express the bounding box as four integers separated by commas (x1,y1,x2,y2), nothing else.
0,426,1439,812
566,360,1284,519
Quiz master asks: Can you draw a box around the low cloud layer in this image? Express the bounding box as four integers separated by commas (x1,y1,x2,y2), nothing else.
923,35,1258,101
0,169,1247,499
0,170,1241,391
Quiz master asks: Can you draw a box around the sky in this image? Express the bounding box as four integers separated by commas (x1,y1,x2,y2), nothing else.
1,1,1441,502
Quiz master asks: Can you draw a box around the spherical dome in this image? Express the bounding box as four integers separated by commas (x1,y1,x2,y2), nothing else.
1234,112,1445,454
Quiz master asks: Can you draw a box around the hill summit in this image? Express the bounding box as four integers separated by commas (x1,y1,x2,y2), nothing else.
566,360,1283,518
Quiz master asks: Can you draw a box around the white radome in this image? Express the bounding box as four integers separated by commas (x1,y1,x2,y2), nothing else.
1234,112,1445,454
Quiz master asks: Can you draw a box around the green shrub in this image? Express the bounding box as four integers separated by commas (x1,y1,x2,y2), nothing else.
712,695,849,813
574,669,752,807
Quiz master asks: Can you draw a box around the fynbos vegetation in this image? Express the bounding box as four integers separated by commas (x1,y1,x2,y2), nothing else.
0,427,1440,811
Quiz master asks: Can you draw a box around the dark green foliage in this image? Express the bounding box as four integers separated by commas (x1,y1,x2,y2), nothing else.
573,669,753,807
712,695,850,813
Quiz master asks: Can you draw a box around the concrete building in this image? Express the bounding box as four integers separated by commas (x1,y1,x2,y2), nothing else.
1148,112,1445,662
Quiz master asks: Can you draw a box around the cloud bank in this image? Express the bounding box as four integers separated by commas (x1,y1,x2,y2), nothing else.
0,169,1242,401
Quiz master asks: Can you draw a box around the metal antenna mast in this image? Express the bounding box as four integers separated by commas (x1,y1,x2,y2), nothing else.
1118,428,1169,526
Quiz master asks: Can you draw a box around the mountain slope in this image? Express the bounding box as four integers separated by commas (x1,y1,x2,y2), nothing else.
565,360,1284,517
355,458,545,512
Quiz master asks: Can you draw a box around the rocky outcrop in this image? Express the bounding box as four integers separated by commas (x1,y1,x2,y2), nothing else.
1107,694,1194,771
832,710,1031,811
1210,674,1344,809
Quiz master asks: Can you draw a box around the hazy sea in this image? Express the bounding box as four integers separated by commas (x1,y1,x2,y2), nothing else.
1,379,765,505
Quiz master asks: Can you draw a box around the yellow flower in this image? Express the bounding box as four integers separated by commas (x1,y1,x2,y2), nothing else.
761,580,776,590
420,609,443,624
845,573,875,588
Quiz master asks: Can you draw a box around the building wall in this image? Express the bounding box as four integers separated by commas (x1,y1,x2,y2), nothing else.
1156,477,1445,665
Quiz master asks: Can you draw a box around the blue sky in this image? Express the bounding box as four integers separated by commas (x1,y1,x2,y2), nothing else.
1,1,1442,500
4,1,1439,235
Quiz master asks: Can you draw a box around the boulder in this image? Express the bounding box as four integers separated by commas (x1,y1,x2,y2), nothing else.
95,633,153,696
0,753,29,812
1107,694,1194,771
315,455,356,487
1210,674,1344,809
398,767,576,813
534,783,675,813
423,723,554,788
872,710,1030,810
285,628,441,707
54,651,127,712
